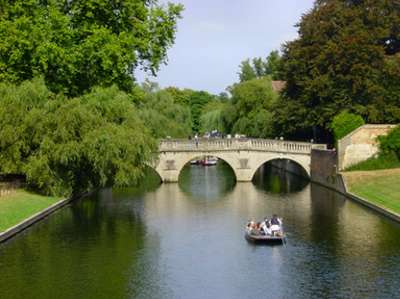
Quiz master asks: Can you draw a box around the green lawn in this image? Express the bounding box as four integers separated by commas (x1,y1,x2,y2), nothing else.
345,171,400,214
0,190,60,232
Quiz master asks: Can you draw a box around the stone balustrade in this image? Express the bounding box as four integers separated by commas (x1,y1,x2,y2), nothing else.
159,138,326,154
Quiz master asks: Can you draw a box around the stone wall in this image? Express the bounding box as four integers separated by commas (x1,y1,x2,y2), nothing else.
337,124,397,170
310,149,346,194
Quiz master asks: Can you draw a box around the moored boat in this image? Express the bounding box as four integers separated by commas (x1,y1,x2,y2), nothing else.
201,156,218,166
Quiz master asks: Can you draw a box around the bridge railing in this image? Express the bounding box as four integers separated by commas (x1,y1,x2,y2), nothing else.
159,138,326,154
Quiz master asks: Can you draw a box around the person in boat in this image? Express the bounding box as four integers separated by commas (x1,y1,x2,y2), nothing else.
247,221,257,235
261,221,272,236
270,214,281,226
270,214,282,236
247,221,254,229
249,221,262,235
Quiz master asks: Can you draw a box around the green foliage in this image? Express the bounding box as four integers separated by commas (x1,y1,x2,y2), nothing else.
164,87,193,106
200,101,228,133
0,0,183,96
379,126,400,159
164,87,217,133
265,51,283,80
346,152,400,171
138,89,192,138
279,0,400,137
238,51,283,82
331,111,365,141
188,90,216,133
238,59,257,82
0,79,156,196
225,77,278,138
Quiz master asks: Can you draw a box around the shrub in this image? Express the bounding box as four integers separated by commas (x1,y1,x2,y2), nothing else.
379,126,400,159
346,152,400,171
331,111,365,141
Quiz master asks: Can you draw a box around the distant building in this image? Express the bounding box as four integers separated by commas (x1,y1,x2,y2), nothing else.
271,81,286,93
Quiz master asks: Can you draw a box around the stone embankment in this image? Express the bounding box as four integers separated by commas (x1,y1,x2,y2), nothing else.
311,148,400,222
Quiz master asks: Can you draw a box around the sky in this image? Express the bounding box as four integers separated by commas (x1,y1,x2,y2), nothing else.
137,0,315,95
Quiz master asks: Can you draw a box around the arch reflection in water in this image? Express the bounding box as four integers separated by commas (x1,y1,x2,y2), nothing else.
178,159,236,200
252,160,309,194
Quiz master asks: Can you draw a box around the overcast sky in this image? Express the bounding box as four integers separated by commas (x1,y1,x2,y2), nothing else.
137,0,315,94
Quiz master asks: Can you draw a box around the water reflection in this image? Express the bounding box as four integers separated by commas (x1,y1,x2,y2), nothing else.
178,161,236,200
253,162,309,194
1,162,400,298
0,190,149,299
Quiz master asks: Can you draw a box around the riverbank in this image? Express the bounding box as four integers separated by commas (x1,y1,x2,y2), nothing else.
342,168,400,215
0,190,59,232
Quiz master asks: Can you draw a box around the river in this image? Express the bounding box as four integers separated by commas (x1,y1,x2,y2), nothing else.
1,162,400,299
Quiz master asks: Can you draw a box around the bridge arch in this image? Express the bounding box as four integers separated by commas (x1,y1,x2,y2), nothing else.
250,156,310,181
176,153,238,182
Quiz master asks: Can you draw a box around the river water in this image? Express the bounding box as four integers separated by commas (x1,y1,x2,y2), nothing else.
1,162,400,299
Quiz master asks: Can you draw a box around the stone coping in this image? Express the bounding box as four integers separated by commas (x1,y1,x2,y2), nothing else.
0,191,92,243
345,191,400,223
339,124,397,143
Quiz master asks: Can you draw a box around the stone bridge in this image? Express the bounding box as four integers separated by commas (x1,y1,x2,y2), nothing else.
153,138,327,182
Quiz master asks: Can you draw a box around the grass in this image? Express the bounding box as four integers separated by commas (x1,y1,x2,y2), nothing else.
0,189,60,232
343,169,400,214
346,152,400,171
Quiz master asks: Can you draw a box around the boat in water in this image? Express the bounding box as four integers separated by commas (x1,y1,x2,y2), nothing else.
245,218,285,244
190,156,218,166
200,156,218,166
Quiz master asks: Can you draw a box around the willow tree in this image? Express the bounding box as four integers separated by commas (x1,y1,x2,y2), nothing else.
0,79,156,196
0,0,183,96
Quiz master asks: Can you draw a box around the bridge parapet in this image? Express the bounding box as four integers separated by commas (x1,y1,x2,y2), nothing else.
159,138,326,154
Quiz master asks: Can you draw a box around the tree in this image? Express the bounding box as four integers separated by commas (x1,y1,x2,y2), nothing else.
0,0,183,96
379,126,400,160
138,89,192,138
199,101,229,133
0,78,156,196
278,0,400,138
164,87,193,106
264,50,283,80
330,111,365,142
238,59,257,82
227,77,278,138
238,51,284,82
189,91,217,132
